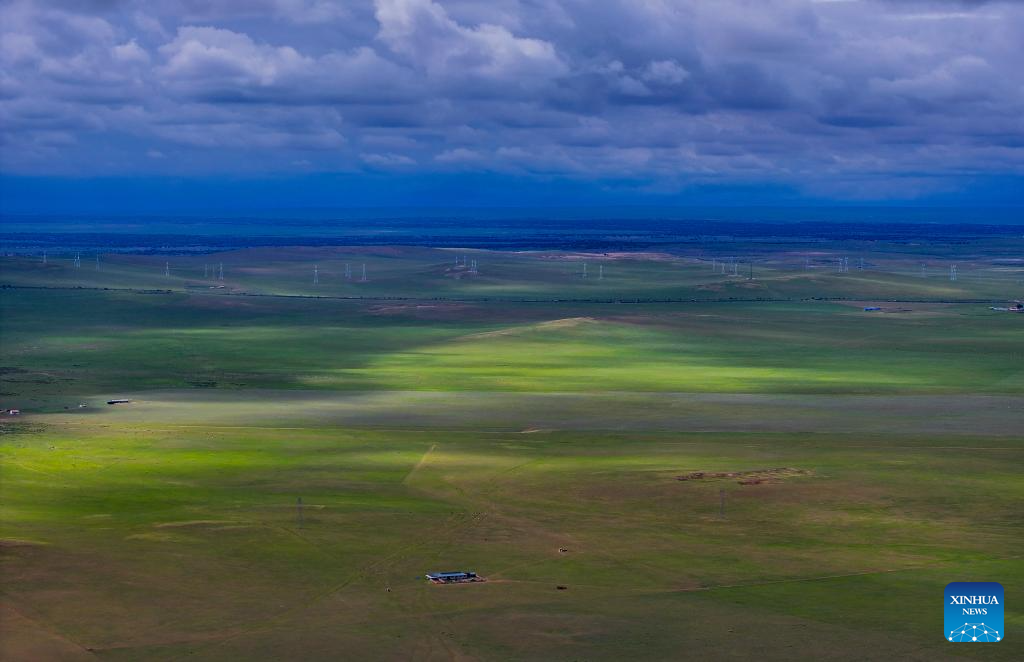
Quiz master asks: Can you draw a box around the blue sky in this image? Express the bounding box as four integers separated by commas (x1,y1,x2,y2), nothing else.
1,1,1022,212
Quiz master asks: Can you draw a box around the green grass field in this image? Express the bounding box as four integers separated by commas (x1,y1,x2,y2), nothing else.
1,247,1022,660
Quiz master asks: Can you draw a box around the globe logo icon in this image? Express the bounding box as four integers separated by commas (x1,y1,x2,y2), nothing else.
948,624,1001,642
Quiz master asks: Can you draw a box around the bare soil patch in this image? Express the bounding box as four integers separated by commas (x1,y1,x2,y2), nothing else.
0,539,47,548
676,467,811,485
368,302,472,317
153,520,242,529
0,602,92,661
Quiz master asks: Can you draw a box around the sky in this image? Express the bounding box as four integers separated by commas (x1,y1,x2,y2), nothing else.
1,0,1022,212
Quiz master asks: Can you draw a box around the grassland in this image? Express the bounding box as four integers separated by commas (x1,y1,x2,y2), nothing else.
1,246,1022,660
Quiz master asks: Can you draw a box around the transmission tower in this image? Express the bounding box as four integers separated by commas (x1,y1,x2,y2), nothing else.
313,264,319,285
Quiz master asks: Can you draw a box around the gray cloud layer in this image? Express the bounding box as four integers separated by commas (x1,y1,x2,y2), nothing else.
1,0,1022,199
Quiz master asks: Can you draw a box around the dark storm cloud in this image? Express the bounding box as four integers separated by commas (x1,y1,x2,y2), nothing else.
0,0,1021,198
